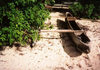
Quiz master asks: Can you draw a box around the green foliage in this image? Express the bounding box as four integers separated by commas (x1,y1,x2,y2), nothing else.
85,4,95,18
70,2,95,18
44,0,55,5
0,0,50,46
69,2,83,17
70,1,100,19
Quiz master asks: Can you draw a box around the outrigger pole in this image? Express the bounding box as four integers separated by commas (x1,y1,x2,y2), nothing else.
40,29,84,33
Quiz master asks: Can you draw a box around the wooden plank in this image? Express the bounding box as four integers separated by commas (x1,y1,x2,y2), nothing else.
63,2,74,5
52,6,69,9
40,29,84,33
45,4,69,9
67,17,76,21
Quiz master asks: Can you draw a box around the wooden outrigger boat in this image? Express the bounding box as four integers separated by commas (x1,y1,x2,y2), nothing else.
40,12,90,53
65,12,90,53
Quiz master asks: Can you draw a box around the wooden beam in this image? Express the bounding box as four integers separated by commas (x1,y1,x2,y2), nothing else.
40,29,84,33
67,17,76,21
45,4,69,9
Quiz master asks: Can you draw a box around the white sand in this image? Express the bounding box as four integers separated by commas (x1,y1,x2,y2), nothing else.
0,12,100,70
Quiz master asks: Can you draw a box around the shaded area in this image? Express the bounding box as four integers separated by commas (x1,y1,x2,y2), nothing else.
50,9,70,13
0,47,5,51
70,21,80,30
0,43,21,51
0,42,28,52
57,19,82,57
68,21,90,43
65,15,90,53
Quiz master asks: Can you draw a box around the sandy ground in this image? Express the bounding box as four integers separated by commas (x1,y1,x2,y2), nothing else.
0,12,100,70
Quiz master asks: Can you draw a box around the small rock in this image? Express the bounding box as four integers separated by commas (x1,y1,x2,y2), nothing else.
77,64,82,68
19,53,24,56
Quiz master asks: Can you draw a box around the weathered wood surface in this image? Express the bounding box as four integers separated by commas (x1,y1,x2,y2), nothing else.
67,17,76,21
40,29,83,33
45,4,69,9
65,12,90,53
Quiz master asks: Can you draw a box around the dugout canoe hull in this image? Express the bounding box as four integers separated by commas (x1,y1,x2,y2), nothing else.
65,12,90,53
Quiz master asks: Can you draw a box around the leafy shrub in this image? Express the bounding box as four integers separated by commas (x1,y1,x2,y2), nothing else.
70,2,95,18
44,0,55,5
69,2,83,17
70,1,100,19
0,0,50,46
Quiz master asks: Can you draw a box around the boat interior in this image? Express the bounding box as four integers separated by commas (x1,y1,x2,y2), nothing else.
68,20,90,43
